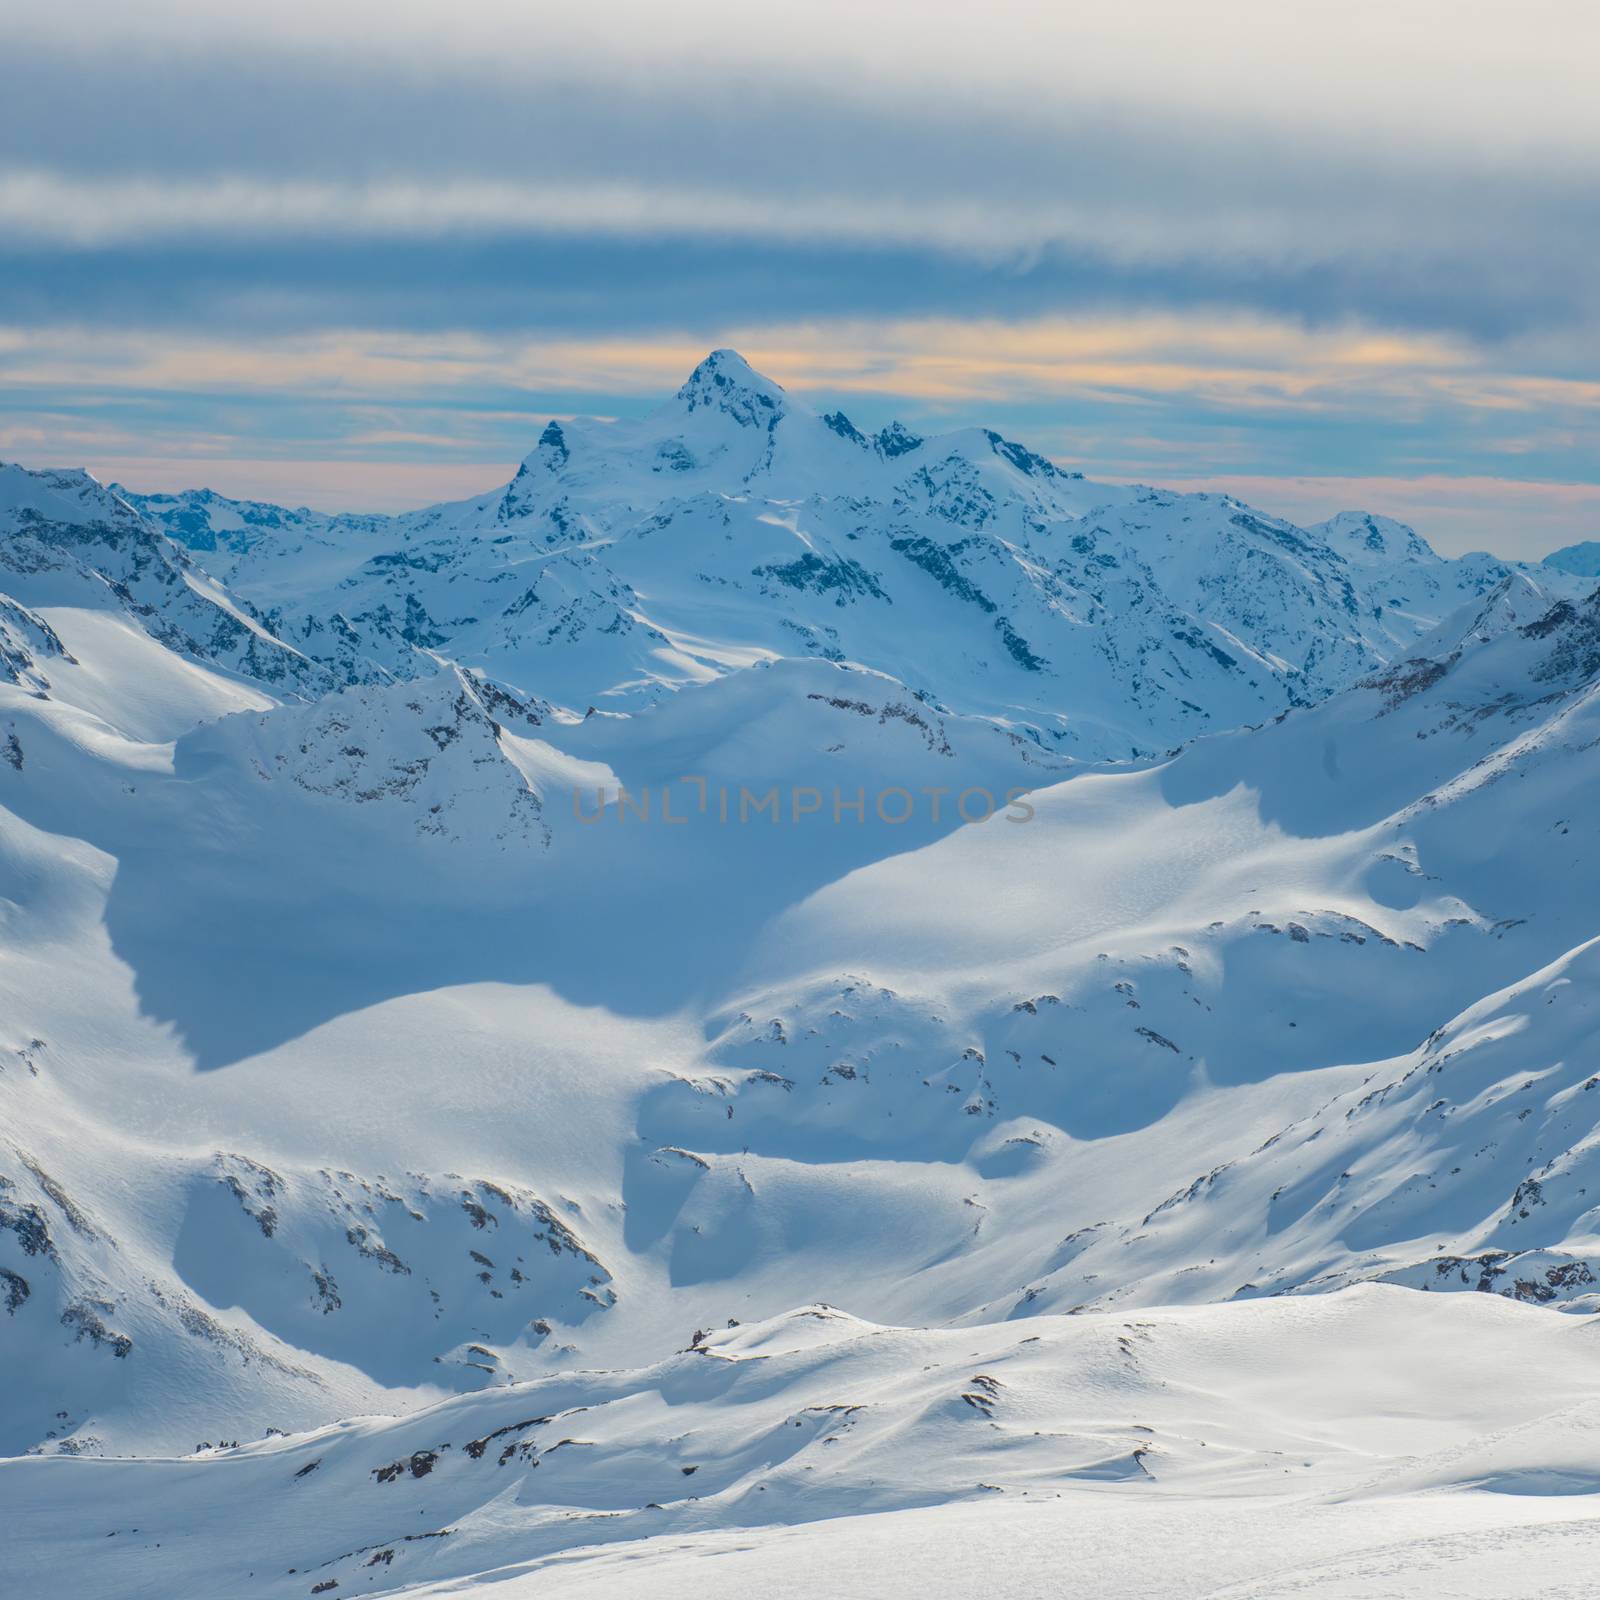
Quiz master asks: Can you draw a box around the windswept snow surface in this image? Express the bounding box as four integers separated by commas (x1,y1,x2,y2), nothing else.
7,354,1600,1594
9,1291,1600,1598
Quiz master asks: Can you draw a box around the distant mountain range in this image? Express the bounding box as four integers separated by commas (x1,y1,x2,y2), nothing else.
105,349,1575,759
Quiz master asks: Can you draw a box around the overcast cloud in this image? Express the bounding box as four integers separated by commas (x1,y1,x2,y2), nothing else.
3,1,1596,555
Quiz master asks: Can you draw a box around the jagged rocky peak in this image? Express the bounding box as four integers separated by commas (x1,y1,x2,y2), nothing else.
984,429,1080,480
874,420,924,459
673,348,788,427
534,418,570,465
821,409,869,446
502,419,574,507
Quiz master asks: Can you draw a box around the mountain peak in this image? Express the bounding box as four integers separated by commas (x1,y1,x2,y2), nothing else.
1545,538,1600,578
674,349,788,427
0,460,140,529
1311,509,1437,567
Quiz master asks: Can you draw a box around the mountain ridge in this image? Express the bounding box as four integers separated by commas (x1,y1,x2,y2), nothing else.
87,350,1582,759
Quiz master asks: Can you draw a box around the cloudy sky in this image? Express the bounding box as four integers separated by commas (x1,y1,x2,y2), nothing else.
4,0,1598,555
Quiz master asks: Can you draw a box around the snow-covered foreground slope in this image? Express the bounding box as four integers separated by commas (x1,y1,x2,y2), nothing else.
500,1498,1600,1599
9,355,1600,1593
7,1288,1600,1599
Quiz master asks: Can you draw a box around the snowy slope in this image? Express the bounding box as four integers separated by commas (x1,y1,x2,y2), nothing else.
7,1288,1600,1598
6,565,1600,1466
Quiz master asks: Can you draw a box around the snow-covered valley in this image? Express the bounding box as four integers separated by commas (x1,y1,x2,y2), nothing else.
6,353,1600,1595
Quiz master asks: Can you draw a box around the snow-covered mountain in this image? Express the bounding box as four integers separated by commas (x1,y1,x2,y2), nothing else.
122,351,1570,758
0,462,333,708
7,355,1600,1596
108,484,392,560
1545,537,1600,578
